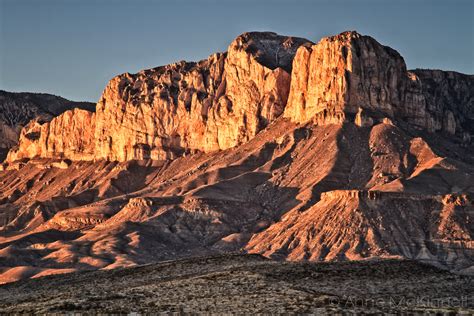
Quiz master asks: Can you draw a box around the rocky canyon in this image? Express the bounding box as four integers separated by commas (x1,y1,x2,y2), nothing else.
0,30,473,292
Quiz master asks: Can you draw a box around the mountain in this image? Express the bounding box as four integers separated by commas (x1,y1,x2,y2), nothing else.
0,91,95,161
5,33,311,162
0,31,472,284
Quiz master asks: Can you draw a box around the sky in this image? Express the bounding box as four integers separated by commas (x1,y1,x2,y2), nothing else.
1,0,473,102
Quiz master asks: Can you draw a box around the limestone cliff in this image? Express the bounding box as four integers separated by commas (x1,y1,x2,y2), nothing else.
7,32,310,162
93,32,310,161
6,109,96,162
283,31,474,139
6,31,473,163
0,91,94,161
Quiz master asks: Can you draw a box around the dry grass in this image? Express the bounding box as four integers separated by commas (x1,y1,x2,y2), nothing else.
0,254,472,314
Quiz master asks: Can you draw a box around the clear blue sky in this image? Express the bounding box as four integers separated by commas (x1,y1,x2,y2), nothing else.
1,0,473,102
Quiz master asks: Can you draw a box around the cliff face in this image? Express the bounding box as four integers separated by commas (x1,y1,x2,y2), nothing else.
0,91,94,161
284,31,415,123
412,69,474,141
93,32,309,161
6,33,310,162
283,31,474,138
6,31,473,163
6,109,96,162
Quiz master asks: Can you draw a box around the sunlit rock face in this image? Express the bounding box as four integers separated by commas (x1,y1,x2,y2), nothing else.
93,32,311,161
284,31,425,125
283,31,474,139
6,109,96,162
0,91,95,161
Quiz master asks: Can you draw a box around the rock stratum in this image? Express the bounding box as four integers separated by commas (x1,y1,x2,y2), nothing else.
0,31,473,284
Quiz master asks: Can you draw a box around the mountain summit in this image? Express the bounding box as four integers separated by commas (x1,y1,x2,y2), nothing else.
0,31,473,284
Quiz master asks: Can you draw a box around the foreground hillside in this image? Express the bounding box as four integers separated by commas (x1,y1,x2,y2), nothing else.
0,254,472,314
0,31,473,283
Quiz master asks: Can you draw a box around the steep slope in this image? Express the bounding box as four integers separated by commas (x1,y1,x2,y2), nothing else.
0,31,473,283
1,119,472,283
246,190,473,271
0,91,95,161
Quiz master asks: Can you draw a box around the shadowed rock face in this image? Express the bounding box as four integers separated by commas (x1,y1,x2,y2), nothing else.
230,32,313,73
412,69,474,140
0,31,473,284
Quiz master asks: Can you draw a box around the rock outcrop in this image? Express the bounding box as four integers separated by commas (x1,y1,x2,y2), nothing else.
284,31,421,123
93,32,310,161
283,31,474,139
246,189,474,271
0,91,94,161
6,109,96,162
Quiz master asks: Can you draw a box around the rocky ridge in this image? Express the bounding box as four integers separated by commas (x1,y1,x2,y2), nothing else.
7,32,311,162
283,31,473,140
6,31,473,163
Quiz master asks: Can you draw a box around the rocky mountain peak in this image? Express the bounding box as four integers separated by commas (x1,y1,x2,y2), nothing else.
284,31,473,141
229,31,313,72
326,30,361,40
